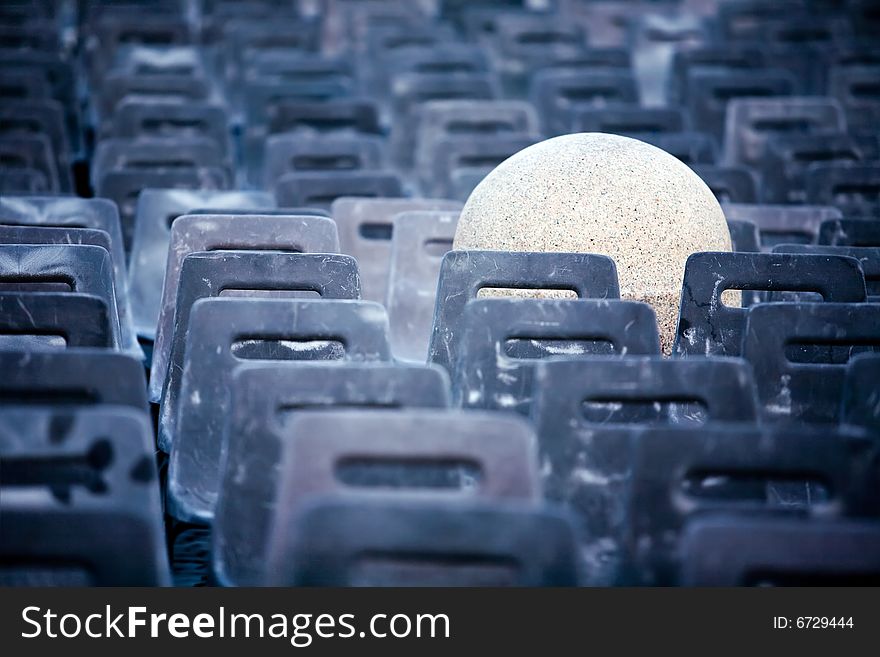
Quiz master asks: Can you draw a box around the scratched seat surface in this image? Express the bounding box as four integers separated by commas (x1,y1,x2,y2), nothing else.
453,298,662,415
127,190,276,341
429,250,621,373
625,424,879,585
0,197,141,357
530,356,761,585
674,251,868,357
165,298,393,523
147,215,343,404
213,364,453,586
0,244,125,351
150,251,360,410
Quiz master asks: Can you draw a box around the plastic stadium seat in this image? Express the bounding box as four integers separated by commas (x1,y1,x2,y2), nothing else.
214,364,452,586
429,250,621,373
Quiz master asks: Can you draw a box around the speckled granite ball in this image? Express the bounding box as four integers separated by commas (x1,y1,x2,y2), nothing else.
454,133,734,353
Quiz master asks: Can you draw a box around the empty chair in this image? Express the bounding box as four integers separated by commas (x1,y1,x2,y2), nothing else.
818,219,880,247
414,99,540,195
0,68,53,104
806,164,880,217
687,69,795,141
637,132,717,165
0,220,140,359
760,133,863,204
91,137,229,187
0,22,59,53
533,356,759,429
0,99,72,191
722,203,843,248
344,3,431,51
0,407,170,585
429,250,621,373
630,12,708,106
265,499,580,586
530,69,638,137
674,252,867,357
275,171,405,210
0,292,113,351
0,197,126,268
165,299,393,522
214,363,452,586
829,65,880,131
0,244,124,351
242,79,353,133
0,226,114,266
390,72,497,166
773,245,880,300
264,98,380,136
490,11,586,57
754,15,851,51
489,12,589,96
96,72,210,131
743,303,880,424
127,190,275,342
109,99,230,155
0,198,134,325
454,299,661,414
0,350,148,412
669,46,764,108
273,408,539,507
96,167,231,252
415,100,538,158
626,424,875,585
148,212,341,406
87,14,192,85
531,357,760,584
151,251,359,411
0,135,59,192
752,46,835,99
423,133,539,199
109,44,206,81
239,52,354,96
489,12,585,62
0,51,80,153
242,97,381,186
263,134,386,189
680,516,880,586
330,198,462,304
378,44,490,97
223,18,320,82
363,22,457,64
723,97,845,170
264,409,542,584
386,210,459,361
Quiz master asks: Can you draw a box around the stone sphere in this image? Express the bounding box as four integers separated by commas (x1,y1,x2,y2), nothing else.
453,132,733,353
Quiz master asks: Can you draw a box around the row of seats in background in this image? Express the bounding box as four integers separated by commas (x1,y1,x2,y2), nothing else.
1,0,879,587
3,0,880,213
